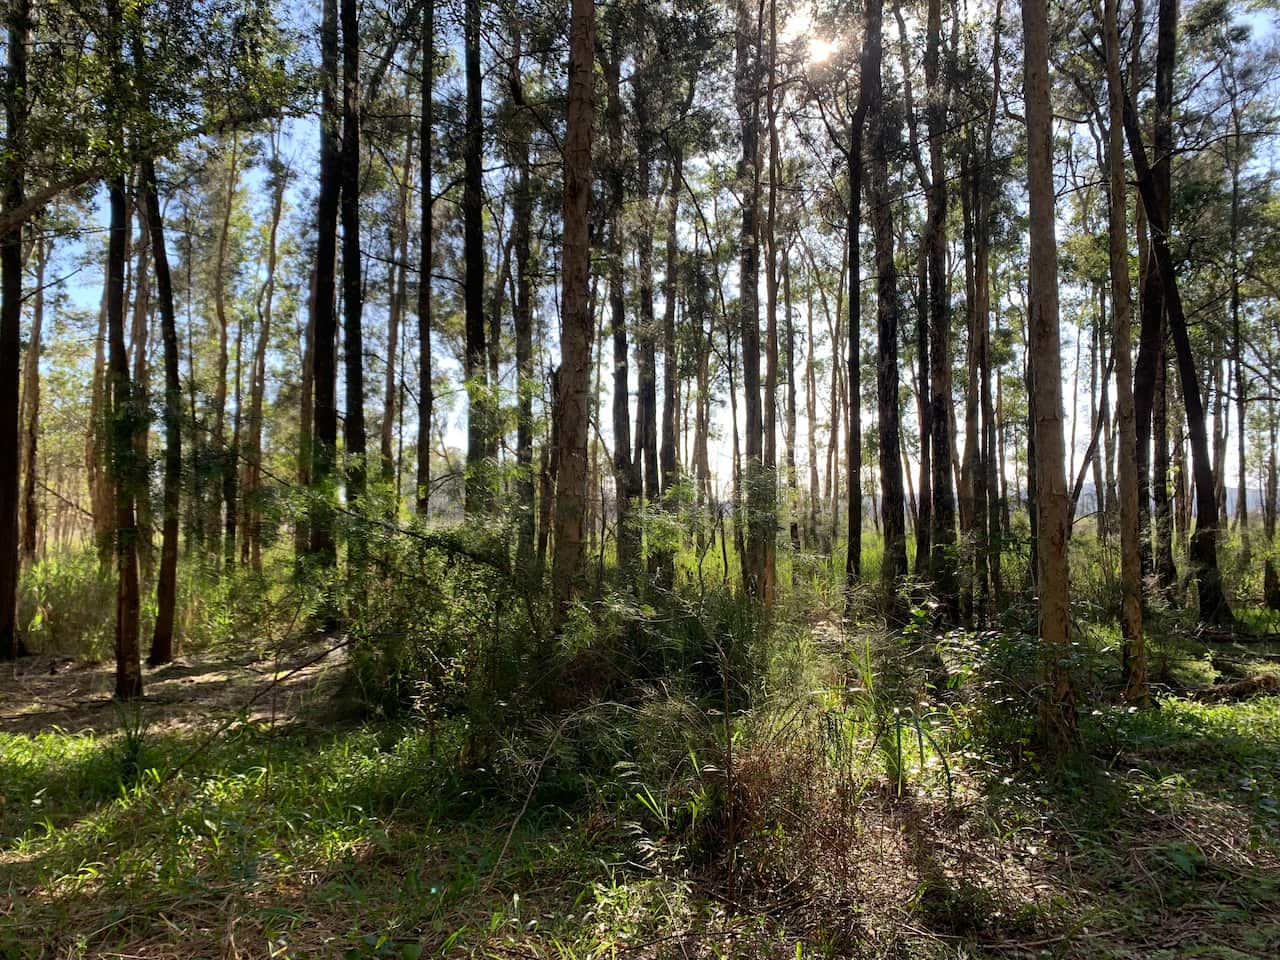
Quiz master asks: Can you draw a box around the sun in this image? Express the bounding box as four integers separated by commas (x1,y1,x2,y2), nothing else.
808,37,837,64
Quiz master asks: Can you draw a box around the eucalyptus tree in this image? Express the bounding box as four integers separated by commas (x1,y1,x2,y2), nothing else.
1023,0,1077,747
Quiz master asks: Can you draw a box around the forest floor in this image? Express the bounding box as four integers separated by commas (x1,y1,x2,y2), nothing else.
2,629,1279,959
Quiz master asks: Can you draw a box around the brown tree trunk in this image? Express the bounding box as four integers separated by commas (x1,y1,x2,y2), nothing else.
246,129,285,569
130,208,153,579
866,0,907,609
107,175,143,700
0,0,26,658
19,232,44,567
341,0,366,558
1123,89,1232,624
736,0,765,601
550,0,595,627
1023,0,1076,748
462,0,491,515
511,35,535,572
142,159,180,666
310,0,341,564
1104,0,1145,701
602,44,640,580
416,3,434,517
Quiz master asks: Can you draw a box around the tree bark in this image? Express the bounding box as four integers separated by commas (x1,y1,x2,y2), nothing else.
107,175,143,700
866,0,907,609
550,0,595,627
736,0,766,601
0,0,27,659
341,0,366,551
462,0,491,515
1022,0,1076,747
142,158,180,666
1104,0,1145,701
1122,91,1232,624
417,4,434,517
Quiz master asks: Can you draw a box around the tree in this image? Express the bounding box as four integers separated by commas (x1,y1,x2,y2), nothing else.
462,0,492,515
341,0,366,538
1022,0,1076,747
310,0,342,565
866,0,907,606
550,0,595,626
417,1,434,517
735,0,767,602
0,0,29,660
1103,0,1144,700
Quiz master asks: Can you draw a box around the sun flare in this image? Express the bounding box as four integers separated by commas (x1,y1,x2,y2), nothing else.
808,37,837,64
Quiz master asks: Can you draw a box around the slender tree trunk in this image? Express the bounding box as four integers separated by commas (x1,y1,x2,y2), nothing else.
914,242,932,577
784,242,800,555
310,0,341,564
107,175,143,700
866,0,907,609
296,271,315,554
805,286,820,548
130,208,154,580
0,0,27,658
417,4,434,517
1123,89,1232,624
19,232,44,566
1023,0,1076,747
341,0,366,558
383,125,412,494
736,0,765,601
462,0,491,515
550,0,595,626
924,0,956,620
142,159,180,665
603,45,640,579
211,137,239,559
1104,0,1145,700
512,37,535,572
247,131,285,569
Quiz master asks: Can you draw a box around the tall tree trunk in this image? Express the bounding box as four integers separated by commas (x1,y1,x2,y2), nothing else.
0,0,27,658
142,159,180,666
296,271,315,554
512,35,535,572
247,130,285,569
924,0,957,620
383,125,412,494
19,231,44,566
211,136,239,559
550,0,595,627
1022,0,1076,747
979,3,1003,612
760,0,781,604
341,0,366,551
310,0,341,564
914,242,932,577
462,0,491,515
1104,0,1145,701
736,0,765,601
784,241,800,554
130,208,153,579
846,36,871,587
107,175,143,700
866,0,907,608
805,285,820,548
603,44,640,579
1123,92,1232,624
416,4,434,517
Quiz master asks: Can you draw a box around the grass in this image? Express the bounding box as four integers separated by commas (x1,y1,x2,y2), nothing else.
5,534,1280,958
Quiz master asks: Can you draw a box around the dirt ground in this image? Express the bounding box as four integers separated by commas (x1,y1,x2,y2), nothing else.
0,637,349,737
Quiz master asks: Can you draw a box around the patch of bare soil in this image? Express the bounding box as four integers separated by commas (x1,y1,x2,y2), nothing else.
0,636,349,737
